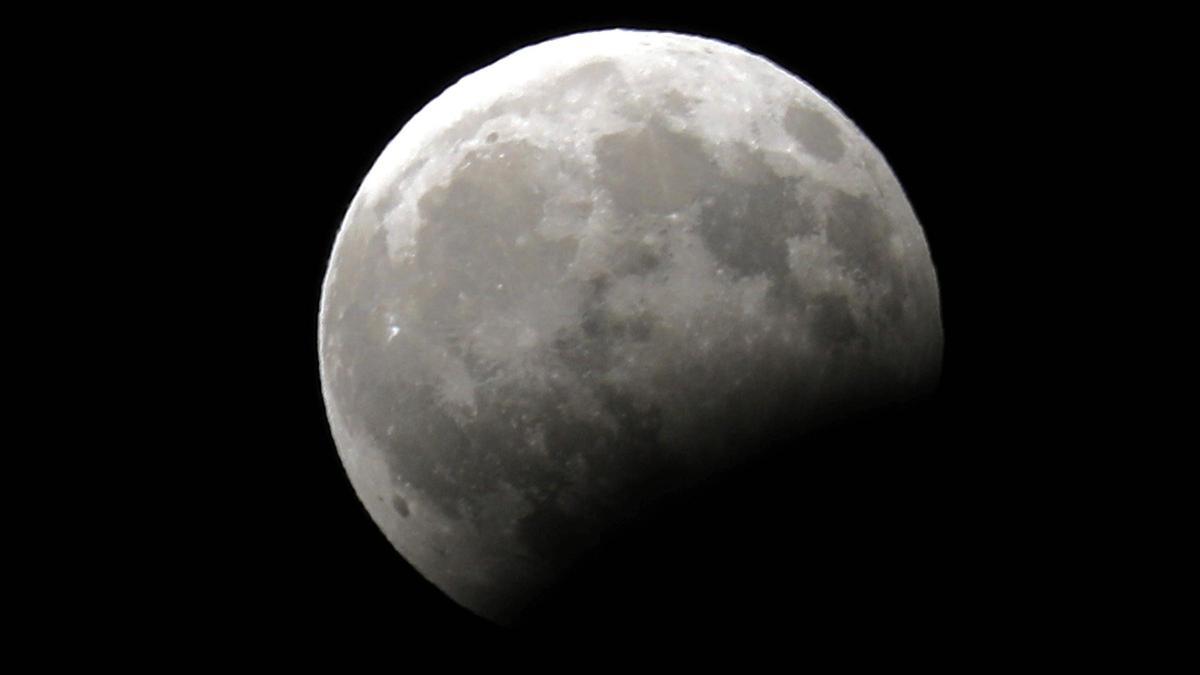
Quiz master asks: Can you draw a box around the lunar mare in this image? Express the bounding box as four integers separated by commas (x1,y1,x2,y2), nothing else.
319,30,941,624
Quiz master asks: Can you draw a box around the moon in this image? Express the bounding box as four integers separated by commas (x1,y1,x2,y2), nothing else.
319,29,941,625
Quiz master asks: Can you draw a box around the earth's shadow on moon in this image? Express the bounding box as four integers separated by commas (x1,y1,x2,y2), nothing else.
507,393,952,634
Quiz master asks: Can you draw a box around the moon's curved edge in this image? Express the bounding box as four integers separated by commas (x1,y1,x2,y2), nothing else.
316,28,943,623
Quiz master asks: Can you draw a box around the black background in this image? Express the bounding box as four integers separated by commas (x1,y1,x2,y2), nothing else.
169,6,1094,658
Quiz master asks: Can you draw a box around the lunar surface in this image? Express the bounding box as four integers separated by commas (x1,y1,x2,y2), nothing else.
319,29,941,624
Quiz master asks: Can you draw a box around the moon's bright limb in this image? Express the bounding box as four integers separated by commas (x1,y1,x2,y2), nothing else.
319,29,941,624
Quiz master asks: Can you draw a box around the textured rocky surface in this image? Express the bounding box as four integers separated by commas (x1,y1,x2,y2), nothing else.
319,30,941,624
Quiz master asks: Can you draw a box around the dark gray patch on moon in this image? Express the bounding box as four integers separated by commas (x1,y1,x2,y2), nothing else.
594,119,719,215
553,59,626,95
607,239,665,277
381,384,477,520
697,143,813,284
661,89,700,116
783,104,846,163
581,301,655,343
392,495,410,517
414,140,578,333
826,191,892,280
810,293,862,346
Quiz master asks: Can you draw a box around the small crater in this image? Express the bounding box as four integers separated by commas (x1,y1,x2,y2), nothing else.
486,132,499,143
392,495,410,517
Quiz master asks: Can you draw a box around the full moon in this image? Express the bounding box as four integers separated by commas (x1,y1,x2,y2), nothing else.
319,30,941,625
